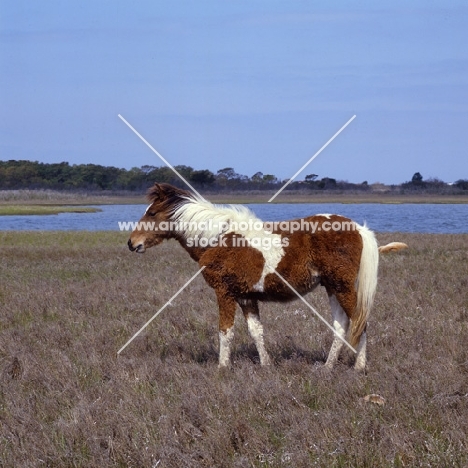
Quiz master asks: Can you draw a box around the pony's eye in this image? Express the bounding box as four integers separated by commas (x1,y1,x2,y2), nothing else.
147,211,156,217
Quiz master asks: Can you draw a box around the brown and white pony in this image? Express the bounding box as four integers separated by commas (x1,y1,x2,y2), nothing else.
128,183,382,371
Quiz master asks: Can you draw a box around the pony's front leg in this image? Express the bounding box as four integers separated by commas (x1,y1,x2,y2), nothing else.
238,299,271,366
217,293,237,368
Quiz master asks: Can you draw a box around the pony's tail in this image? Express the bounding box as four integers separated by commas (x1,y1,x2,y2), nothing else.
378,242,408,253
350,224,379,348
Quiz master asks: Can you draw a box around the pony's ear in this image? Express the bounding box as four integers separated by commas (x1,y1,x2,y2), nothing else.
146,182,191,203
146,183,163,202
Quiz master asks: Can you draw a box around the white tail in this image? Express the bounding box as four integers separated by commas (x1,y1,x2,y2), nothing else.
379,242,408,253
350,224,379,347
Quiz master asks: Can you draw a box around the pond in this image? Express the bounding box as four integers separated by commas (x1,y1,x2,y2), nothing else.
1,203,467,233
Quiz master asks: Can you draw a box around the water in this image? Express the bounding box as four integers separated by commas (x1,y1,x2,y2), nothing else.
0,203,467,233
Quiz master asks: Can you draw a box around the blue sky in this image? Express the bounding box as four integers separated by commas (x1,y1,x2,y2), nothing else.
1,0,467,184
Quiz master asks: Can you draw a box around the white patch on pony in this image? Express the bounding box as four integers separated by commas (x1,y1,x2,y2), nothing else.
174,197,285,292
246,314,271,365
316,213,332,219
252,242,283,292
218,327,234,367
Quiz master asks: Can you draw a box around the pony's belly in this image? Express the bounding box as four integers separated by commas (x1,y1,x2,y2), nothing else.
247,268,321,302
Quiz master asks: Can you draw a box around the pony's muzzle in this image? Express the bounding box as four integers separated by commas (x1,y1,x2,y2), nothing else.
128,238,145,253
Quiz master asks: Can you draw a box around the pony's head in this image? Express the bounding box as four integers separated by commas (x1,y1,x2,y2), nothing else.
128,183,191,253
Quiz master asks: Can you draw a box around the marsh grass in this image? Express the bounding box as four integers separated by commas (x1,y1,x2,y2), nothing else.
208,192,468,205
0,231,467,467
0,206,101,216
1,189,468,206
0,190,142,206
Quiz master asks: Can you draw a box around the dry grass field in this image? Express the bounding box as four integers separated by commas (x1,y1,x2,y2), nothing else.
0,206,100,216
0,231,467,467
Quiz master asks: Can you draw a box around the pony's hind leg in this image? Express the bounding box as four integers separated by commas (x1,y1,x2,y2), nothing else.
217,293,237,368
238,299,271,366
324,294,350,369
354,328,367,372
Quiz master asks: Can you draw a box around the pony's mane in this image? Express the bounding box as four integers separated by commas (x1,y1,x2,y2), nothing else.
145,185,283,269
146,183,194,215
173,197,263,240
173,195,286,291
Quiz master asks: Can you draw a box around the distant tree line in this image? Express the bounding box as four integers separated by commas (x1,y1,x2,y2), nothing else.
400,172,468,192
0,160,467,194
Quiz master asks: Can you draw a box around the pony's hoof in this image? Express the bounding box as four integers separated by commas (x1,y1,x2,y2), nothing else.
260,357,272,366
354,365,367,374
314,363,334,377
217,365,233,376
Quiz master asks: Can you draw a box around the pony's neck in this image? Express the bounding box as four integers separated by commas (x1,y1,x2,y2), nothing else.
173,232,206,263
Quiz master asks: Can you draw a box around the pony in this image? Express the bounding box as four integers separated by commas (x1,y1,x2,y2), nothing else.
128,183,381,371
